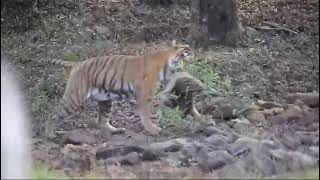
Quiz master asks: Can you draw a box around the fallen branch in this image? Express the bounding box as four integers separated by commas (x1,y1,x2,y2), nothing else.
262,21,298,35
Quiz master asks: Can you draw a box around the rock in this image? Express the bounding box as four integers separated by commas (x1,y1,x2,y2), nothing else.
256,100,283,109
204,134,230,146
285,92,319,107
226,143,250,157
198,150,233,171
203,157,227,170
63,129,96,145
197,148,225,171
293,151,317,167
96,145,145,160
309,146,319,158
294,99,312,112
313,137,319,145
278,133,300,150
148,138,188,153
97,127,112,141
93,25,112,35
227,137,263,157
270,149,317,170
297,132,315,146
202,126,225,137
104,157,121,166
262,107,284,118
203,97,244,120
61,144,92,174
280,104,304,119
217,123,233,132
270,149,297,162
261,139,280,150
250,150,277,176
181,141,204,160
120,152,141,165
235,137,259,146
245,110,268,127
208,150,233,164
231,118,252,133
141,149,160,161
228,132,241,142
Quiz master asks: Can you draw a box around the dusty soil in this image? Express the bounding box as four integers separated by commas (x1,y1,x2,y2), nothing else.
1,0,319,179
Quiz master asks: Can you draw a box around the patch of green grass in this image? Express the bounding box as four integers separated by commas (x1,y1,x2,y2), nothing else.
31,79,56,126
158,107,184,129
15,48,31,64
32,165,68,179
157,106,195,135
63,52,80,62
183,57,232,96
274,167,319,179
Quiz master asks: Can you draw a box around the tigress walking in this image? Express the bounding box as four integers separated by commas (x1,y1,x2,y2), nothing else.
45,43,192,138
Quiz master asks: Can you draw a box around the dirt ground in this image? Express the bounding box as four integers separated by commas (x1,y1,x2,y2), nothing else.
1,0,319,179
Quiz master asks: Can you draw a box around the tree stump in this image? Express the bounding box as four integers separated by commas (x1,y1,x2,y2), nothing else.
190,0,241,47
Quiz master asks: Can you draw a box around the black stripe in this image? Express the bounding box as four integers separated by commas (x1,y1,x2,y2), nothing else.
62,105,72,115
110,56,125,90
128,82,134,94
163,63,168,81
109,71,117,91
114,91,122,100
120,60,129,98
120,60,128,91
86,59,95,77
91,58,100,86
68,97,79,111
102,56,116,90
93,57,109,87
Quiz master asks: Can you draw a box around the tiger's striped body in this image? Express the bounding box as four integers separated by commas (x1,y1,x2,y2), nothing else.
45,44,192,137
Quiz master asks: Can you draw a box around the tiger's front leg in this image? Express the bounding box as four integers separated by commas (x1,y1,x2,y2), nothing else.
97,100,126,134
136,92,162,135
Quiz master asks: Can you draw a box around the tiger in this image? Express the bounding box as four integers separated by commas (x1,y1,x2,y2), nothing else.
45,41,193,138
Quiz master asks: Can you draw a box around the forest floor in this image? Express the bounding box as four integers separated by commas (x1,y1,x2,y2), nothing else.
1,0,319,179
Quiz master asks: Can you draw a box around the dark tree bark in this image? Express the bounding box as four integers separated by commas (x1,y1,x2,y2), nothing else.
190,0,241,47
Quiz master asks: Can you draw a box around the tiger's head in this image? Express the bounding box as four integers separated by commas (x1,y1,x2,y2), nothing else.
168,40,193,70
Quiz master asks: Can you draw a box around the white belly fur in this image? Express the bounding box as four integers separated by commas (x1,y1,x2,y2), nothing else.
88,88,126,101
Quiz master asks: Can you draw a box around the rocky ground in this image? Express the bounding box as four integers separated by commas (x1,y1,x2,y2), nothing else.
1,0,319,179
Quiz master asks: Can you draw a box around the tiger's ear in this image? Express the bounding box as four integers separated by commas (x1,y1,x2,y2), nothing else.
171,40,176,47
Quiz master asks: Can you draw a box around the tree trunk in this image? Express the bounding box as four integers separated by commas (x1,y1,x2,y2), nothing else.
190,0,241,47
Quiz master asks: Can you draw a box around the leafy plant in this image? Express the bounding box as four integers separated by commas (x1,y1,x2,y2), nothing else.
63,51,80,62
157,106,194,131
183,58,232,96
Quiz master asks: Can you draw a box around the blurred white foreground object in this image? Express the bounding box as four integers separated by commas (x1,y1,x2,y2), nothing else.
1,53,31,179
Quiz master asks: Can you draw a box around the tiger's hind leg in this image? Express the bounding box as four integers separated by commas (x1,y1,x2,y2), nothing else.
97,100,126,134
